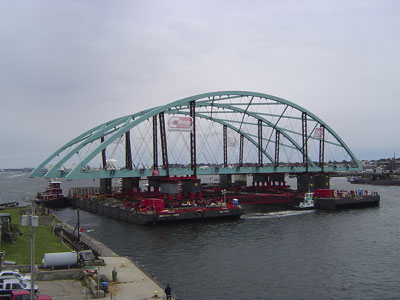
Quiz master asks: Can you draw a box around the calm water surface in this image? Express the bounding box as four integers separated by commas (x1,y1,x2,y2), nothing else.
1,171,399,300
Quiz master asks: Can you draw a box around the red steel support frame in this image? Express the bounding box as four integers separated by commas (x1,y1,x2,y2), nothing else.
101,137,107,169
275,130,280,167
125,131,133,170
159,112,169,177
239,134,244,167
223,125,228,168
319,125,325,172
302,112,308,172
153,116,158,171
258,119,263,166
190,101,197,175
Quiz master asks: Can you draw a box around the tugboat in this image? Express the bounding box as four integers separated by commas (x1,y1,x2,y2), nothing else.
38,180,64,200
37,180,71,208
294,192,315,210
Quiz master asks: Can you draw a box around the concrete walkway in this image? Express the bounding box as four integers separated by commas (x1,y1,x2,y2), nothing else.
100,256,169,300
53,224,173,299
86,233,172,300
37,256,171,300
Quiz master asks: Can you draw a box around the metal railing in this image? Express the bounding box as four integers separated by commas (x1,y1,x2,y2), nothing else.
54,223,103,256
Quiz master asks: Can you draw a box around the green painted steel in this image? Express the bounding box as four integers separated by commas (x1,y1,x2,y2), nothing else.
49,165,355,179
31,91,362,179
165,110,276,162
30,115,128,177
177,101,316,167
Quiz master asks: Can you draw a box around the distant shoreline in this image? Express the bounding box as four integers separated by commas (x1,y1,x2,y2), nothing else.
0,168,33,172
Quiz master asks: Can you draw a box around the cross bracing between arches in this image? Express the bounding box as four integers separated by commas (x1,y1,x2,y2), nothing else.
30,91,361,179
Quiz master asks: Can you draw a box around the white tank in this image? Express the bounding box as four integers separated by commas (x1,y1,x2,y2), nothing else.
44,252,77,268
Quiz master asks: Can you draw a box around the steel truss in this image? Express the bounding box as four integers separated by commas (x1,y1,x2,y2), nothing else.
31,91,361,179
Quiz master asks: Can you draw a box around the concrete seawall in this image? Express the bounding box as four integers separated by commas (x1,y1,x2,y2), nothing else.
83,235,172,300
48,219,174,300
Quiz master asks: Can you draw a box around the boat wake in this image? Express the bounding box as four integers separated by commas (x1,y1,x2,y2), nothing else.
243,210,314,219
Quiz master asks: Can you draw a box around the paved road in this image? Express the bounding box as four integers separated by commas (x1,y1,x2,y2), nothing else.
37,280,92,300
101,256,168,300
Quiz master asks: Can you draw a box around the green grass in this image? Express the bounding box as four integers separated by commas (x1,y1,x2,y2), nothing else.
2,208,71,265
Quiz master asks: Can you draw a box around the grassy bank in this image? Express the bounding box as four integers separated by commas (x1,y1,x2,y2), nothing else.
2,208,70,265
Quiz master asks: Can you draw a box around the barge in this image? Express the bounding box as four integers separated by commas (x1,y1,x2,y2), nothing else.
72,197,244,225
349,174,400,186
313,189,380,210
38,175,380,225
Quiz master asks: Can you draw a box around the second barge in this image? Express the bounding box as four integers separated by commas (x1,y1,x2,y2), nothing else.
313,189,380,210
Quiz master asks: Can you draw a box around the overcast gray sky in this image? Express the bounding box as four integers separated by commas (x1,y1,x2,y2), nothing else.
0,0,398,168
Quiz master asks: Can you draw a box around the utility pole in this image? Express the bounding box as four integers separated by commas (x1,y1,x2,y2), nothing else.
30,201,35,300
21,199,38,300
0,224,2,271
77,209,80,242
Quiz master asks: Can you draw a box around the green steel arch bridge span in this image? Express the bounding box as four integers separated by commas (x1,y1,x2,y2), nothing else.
31,91,361,180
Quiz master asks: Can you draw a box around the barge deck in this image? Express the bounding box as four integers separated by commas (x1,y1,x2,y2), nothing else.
313,189,380,210
314,194,380,210
72,198,244,225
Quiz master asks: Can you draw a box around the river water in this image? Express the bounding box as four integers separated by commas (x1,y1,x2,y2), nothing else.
1,171,399,300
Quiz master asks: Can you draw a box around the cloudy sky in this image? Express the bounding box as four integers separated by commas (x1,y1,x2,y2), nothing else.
0,0,398,168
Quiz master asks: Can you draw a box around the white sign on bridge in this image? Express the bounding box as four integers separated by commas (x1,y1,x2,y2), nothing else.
168,116,193,132
314,127,324,140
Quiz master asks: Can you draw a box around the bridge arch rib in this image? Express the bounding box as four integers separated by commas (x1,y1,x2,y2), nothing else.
31,91,361,179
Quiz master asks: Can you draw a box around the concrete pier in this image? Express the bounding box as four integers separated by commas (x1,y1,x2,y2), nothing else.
38,256,171,300
45,223,174,300
92,238,173,300
102,256,170,300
